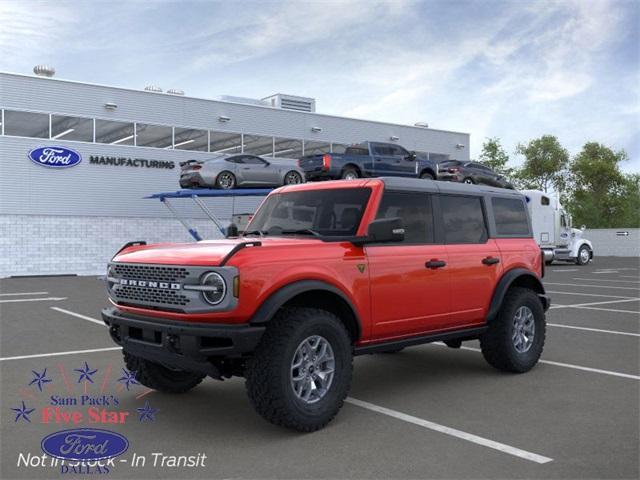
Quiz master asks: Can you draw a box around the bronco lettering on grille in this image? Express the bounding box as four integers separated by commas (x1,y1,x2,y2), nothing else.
118,279,181,290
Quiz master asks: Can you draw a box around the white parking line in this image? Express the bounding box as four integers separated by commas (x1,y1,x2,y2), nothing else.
0,296,67,303
570,306,639,315
0,347,122,362
0,291,49,296
51,307,106,326
548,323,640,337
621,275,640,279
593,271,619,274
445,345,640,381
346,397,553,464
573,278,640,284
544,282,640,291
546,290,636,299
550,298,640,310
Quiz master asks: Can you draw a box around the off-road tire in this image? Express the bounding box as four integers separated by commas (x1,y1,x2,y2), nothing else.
420,171,435,180
576,245,591,265
245,307,353,432
123,351,205,393
341,167,360,180
480,287,545,373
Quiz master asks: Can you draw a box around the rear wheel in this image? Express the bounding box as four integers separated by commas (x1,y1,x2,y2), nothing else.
245,307,353,432
463,177,474,184
216,171,236,189
480,287,545,373
341,167,359,180
576,245,591,265
123,352,205,393
284,170,303,185
420,171,435,180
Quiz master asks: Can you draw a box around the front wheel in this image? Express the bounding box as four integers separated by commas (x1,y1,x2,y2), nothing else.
245,307,353,432
479,287,545,373
284,170,303,185
420,171,435,180
216,171,236,189
124,352,205,393
576,245,591,265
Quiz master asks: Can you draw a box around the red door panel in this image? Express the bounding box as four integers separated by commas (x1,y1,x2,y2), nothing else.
445,239,503,326
367,245,450,340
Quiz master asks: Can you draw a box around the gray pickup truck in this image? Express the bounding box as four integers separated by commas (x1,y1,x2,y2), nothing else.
298,141,439,181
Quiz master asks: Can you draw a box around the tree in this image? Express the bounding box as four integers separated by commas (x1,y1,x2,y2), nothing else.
479,137,511,175
565,142,639,228
515,135,569,193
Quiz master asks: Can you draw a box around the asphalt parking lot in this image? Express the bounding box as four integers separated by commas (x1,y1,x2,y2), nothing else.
1,256,638,479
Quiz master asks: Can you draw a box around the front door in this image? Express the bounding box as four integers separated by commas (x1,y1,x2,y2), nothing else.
238,156,275,185
367,190,451,340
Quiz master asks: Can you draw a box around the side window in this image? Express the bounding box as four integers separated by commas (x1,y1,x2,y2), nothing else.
390,145,410,157
492,197,530,236
226,156,243,164
440,195,488,244
375,191,434,244
242,156,266,165
541,196,550,206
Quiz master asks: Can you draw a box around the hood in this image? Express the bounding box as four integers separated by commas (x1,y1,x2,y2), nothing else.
112,237,321,266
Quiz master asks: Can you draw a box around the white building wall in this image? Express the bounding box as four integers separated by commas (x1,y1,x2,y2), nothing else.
584,228,640,257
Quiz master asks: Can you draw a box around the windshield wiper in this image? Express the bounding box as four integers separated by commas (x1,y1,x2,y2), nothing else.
280,228,322,237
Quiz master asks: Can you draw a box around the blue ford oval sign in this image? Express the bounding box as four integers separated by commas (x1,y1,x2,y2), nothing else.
41,428,129,461
28,146,82,168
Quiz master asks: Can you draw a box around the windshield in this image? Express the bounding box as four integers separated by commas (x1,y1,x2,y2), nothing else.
246,188,372,237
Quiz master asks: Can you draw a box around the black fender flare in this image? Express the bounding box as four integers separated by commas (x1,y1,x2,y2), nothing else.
250,280,362,339
486,268,548,322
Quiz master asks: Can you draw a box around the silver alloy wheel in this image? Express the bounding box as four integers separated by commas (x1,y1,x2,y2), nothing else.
217,172,235,189
290,335,335,404
579,247,590,264
512,306,535,353
285,171,302,185
343,171,358,180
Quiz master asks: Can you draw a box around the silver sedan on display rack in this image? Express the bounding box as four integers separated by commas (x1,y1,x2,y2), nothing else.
179,154,306,189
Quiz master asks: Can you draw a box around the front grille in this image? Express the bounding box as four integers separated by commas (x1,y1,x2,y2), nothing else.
115,285,190,307
112,264,189,283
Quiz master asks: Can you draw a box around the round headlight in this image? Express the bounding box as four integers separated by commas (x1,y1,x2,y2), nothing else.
201,272,226,305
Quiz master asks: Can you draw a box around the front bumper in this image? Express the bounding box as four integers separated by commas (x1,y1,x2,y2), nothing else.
102,307,265,377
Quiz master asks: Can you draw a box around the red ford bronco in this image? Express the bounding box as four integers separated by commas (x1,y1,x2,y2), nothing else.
102,177,549,431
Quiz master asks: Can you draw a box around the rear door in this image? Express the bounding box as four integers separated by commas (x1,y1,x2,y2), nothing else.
438,194,502,326
367,190,451,340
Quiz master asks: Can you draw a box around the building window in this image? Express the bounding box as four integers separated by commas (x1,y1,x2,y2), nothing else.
273,137,303,159
303,141,331,155
3,110,49,138
51,114,93,142
135,123,173,148
173,127,208,151
331,143,347,154
210,131,242,154
243,134,274,156
95,119,135,145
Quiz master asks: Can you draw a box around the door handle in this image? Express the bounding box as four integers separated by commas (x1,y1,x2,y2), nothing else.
482,256,500,265
426,260,446,269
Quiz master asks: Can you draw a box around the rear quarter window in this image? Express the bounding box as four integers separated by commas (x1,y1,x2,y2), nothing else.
492,197,531,236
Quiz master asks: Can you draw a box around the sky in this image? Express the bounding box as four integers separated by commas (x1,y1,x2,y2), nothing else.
1,0,638,171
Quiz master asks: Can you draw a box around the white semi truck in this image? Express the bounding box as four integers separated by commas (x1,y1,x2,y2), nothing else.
521,190,594,265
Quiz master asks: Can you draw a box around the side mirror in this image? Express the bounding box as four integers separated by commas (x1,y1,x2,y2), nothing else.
353,218,405,245
581,225,586,231
226,223,239,238
406,151,417,161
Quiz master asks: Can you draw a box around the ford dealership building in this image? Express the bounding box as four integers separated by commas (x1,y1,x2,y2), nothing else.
0,70,470,277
